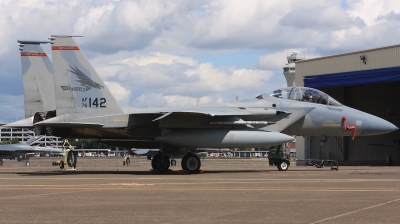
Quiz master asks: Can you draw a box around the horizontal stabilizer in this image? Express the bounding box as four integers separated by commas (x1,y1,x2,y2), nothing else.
3,117,34,128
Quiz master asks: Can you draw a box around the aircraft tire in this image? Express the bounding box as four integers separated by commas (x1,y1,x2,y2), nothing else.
151,153,170,172
67,151,78,168
277,161,289,171
181,153,201,173
73,151,78,169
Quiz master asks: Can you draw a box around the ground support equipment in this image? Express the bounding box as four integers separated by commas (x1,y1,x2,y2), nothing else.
304,159,339,170
58,139,77,170
268,144,291,171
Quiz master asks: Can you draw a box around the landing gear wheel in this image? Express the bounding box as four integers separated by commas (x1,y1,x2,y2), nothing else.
67,151,77,169
59,160,65,169
181,153,201,173
277,161,289,171
151,154,170,172
26,162,30,166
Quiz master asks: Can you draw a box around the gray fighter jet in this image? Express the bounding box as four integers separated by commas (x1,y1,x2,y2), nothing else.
7,36,398,172
0,136,62,166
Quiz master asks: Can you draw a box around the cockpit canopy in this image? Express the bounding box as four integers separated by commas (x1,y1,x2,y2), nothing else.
269,87,342,106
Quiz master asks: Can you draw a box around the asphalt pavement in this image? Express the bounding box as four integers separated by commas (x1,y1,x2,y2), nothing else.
0,157,399,223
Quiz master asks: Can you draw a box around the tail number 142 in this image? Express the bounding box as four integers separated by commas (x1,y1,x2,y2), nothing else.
82,98,106,108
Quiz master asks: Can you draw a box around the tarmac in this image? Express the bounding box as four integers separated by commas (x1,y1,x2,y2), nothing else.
0,157,400,224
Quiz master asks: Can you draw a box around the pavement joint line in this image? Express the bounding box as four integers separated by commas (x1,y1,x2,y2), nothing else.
0,189,99,200
3,187,400,192
1,177,400,181
311,197,400,224
1,187,400,192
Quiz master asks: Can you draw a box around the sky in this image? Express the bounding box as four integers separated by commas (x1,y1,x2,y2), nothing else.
0,0,399,123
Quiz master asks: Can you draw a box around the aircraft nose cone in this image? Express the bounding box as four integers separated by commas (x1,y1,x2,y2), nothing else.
364,115,398,135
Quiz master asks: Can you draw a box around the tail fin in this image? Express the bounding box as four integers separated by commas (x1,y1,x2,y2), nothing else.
18,40,56,118
49,35,123,116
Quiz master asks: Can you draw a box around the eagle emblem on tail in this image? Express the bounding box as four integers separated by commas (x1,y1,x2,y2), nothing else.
68,65,104,90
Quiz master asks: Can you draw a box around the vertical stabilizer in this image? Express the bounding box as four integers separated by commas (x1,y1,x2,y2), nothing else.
18,40,56,118
49,35,124,116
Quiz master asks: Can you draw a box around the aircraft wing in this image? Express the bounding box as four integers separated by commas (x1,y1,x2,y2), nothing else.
34,121,104,128
133,149,160,157
153,106,314,131
152,107,291,121
196,148,232,153
31,107,292,129
0,144,62,154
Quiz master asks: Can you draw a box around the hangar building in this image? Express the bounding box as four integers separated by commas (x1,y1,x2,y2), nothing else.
293,44,400,166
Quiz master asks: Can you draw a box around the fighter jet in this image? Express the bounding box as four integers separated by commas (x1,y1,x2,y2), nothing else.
0,136,62,166
8,35,398,172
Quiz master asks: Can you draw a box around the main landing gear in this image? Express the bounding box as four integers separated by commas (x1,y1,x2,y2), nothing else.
151,153,170,172
151,152,201,173
181,153,201,173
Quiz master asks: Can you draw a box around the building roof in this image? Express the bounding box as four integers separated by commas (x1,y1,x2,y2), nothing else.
296,44,400,64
